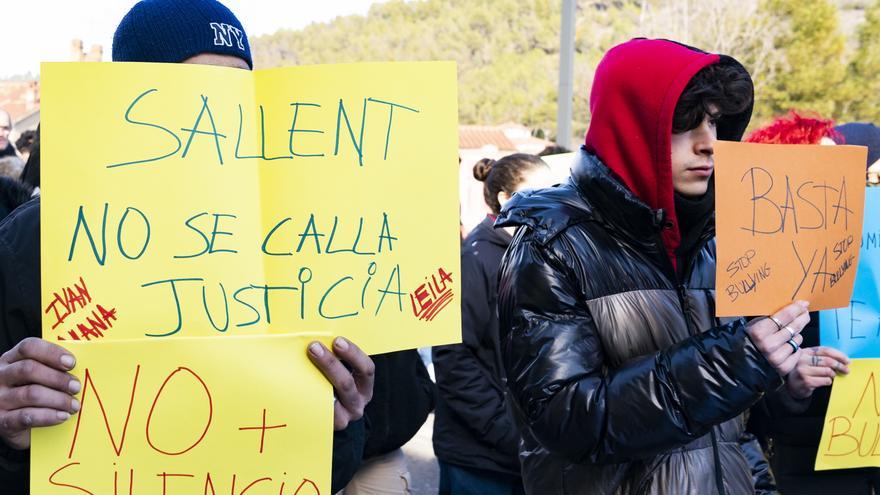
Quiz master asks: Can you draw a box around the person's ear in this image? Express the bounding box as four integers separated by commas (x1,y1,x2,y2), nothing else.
868,159,880,184
497,191,512,208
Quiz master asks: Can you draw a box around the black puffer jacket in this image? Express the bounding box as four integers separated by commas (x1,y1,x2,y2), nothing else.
496,38,783,495
433,216,522,475
496,150,782,495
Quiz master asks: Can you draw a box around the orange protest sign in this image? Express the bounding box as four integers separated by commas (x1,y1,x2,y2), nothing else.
714,141,867,316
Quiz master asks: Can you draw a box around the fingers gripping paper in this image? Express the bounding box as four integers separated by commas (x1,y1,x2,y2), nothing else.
40,61,462,354
714,141,867,316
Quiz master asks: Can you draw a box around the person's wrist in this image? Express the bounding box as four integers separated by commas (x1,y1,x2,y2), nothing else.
784,375,812,399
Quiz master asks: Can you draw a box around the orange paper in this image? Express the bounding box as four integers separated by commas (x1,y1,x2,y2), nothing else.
715,141,867,316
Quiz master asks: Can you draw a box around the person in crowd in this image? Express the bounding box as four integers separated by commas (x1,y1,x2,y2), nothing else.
14,130,37,163
0,110,16,159
18,125,38,193
0,1,373,493
744,110,842,145
343,350,435,494
539,145,570,157
745,114,877,494
0,156,24,180
495,38,848,494
0,177,32,221
433,154,553,495
836,122,880,186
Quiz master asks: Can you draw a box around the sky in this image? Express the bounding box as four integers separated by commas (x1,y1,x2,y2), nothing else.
3,0,388,78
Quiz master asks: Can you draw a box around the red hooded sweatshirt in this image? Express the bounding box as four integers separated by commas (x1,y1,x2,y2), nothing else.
584,39,752,269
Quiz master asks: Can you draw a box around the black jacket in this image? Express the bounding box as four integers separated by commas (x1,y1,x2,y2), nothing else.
495,151,782,494
362,349,435,460
433,216,522,475
0,198,364,494
0,144,16,160
0,178,31,222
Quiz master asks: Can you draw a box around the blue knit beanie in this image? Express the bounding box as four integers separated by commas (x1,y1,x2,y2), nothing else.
836,123,880,169
112,0,252,69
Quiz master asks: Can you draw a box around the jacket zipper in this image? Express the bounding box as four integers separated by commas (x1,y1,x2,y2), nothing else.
676,229,713,334
710,428,725,495
689,233,726,495
681,233,726,495
657,217,726,495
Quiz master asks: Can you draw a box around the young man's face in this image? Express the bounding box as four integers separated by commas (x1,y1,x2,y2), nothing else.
670,105,717,198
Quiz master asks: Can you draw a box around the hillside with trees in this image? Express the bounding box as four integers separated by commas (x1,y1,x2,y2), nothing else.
252,0,880,141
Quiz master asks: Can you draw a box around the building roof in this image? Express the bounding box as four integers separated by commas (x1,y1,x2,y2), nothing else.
0,80,40,123
459,125,517,151
459,123,553,154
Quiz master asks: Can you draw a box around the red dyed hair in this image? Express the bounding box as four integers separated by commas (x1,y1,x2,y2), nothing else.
745,110,843,145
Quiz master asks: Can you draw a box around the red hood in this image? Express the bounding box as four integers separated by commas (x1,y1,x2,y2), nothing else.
584,38,750,267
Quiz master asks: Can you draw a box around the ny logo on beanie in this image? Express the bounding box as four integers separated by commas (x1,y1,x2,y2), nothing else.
113,0,254,69
210,22,245,51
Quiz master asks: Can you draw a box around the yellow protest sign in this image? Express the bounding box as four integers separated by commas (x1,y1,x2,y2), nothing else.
714,141,867,316
40,61,462,354
816,359,880,470
31,335,332,493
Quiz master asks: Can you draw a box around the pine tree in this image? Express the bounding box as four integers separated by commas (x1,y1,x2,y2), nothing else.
846,0,880,122
250,0,643,135
758,0,848,120
250,0,863,133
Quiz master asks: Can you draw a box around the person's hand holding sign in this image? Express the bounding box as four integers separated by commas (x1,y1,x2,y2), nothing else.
0,338,80,450
787,346,850,399
746,300,811,377
308,337,375,431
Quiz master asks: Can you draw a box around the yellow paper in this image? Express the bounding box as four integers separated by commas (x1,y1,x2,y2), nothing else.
40,61,462,354
715,141,867,316
816,359,880,470
31,335,332,493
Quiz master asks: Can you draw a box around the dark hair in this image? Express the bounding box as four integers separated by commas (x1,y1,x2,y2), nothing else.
19,125,39,189
538,144,570,156
473,153,548,214
672,63,752,134
15,130,37,155
0,176,33,221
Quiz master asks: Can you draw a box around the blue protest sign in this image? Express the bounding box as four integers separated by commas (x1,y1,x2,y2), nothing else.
820,187,880,357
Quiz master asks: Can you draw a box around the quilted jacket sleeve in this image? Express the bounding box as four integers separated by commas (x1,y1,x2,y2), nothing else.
497,236,784,465
0,200,41,494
